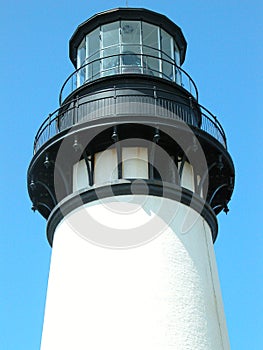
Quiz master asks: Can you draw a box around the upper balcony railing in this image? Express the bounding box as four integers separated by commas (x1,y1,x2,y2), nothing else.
34,85,226,154
59,53,198,104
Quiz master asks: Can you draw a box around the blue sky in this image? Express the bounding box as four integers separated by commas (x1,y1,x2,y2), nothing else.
1,0,262,348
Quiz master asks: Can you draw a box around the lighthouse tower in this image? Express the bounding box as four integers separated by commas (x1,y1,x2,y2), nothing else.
27,8,234,350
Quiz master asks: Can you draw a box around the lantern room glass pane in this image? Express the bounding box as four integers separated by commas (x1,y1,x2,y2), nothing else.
77,37,86,86
87,27,100,58
120,21,142,73
161,29,173,80
102,22,119,48
102,23,121,76
174,43,181,83
121,45,142,74
77,37,86,68
102,46,120,76
174,42,180,65
142,22,159,51
161,29,172,59
142,22,160,77
121,21,141,45
87,28,100,81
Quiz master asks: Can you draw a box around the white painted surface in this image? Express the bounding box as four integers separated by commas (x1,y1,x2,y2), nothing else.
74,151,198,194
91,147,148,189
94,149,118,185
73,159,89,192
41,195,230,350
179,161,195,191
122,147,148,179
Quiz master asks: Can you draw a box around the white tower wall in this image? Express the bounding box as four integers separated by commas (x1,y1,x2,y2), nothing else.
40,194,230,350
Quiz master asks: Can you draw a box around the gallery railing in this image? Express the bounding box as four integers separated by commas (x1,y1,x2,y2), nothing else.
33,86,227,153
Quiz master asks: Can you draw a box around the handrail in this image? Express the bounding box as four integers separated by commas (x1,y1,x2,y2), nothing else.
33,86,227,154
198,103,227,144
59,53,199,104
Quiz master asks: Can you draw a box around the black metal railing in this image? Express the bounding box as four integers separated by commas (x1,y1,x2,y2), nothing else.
33,86,227,153
59,53,198,104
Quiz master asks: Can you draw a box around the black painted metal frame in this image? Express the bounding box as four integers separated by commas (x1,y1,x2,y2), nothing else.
46,181,218,246
28,116,234,221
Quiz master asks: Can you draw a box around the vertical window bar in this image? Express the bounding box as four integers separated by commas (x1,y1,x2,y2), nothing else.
158,27,162,77
85,35,88,82
99,26,102,79
118,20,121,74
171,38,176,82
140,21,143,73
119,23,123,74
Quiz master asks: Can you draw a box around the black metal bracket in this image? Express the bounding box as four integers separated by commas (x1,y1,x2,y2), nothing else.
149,128,160,179
30,179,57,206
43,154,71,196
112,126,122,179
82,149,94,186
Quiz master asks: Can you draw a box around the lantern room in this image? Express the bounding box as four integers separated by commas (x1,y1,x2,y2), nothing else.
74,19,183,86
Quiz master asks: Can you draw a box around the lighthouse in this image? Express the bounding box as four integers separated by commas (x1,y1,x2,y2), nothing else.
27,8,235,350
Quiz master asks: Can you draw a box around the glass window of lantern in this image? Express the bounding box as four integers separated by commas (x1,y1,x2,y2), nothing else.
161,29,173,81
102,22,120,76
142,22,160,77
77,37,86,68
174,42,182,84
121,21,141,45
87,27,100,81
102,22,119,48
120,21,142,73
102,46,121,76
174,42,180,65
77,38,86,86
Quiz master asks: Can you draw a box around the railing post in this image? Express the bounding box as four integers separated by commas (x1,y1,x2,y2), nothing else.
214,115,220,141
172,62,176,83
214,115,227,148
48,114,51,139
215,115,223,137
154,86,157,117
189,96,193,125
73,95,79,125
114,85,117,116
189,96,193,108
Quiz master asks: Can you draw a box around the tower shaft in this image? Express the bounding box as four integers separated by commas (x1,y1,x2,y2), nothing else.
41,195,229,350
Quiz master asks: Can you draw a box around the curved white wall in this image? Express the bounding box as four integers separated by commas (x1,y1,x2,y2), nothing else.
41,195,230,350
72,148,203,195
